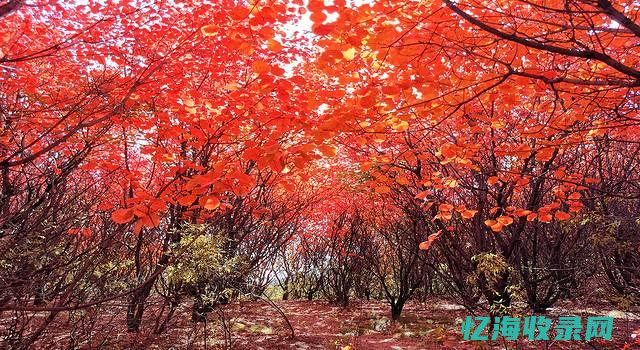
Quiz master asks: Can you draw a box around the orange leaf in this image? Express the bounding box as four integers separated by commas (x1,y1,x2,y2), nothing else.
201,196,221,210
484,219,504,232
440,143,457,159
439,203,454,212
538,213,553,223
360,94,377,108
395,175,410,185
438,209,453,221
514,209,532,217
268,39,283,52
569,201,584,213
112,208,134,224
461,209,477,219
535,147,555,162
141,212,161,228
568,192,581,200
419,230,442,251
496,215,514,226
318,144,337,157
68,228,92,237
178,194,197,206
375,185,391,194
554,211,571,221
415,190,429,200
252,60,270,74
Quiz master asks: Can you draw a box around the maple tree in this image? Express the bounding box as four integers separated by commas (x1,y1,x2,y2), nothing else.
1,0,640,347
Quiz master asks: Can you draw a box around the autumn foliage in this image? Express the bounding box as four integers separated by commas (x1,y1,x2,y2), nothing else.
1,0,640,348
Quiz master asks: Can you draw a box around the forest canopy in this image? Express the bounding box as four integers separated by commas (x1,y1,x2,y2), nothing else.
1,0,639,348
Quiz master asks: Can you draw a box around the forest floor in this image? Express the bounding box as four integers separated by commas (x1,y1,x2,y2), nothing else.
9,298,640,349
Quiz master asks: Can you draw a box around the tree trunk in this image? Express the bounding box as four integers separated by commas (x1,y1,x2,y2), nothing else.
127,282,153,332
191,296,214,323
391,302,404,321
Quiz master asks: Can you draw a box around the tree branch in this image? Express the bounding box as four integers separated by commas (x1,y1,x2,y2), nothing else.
0,0,23,20
443,0,640,80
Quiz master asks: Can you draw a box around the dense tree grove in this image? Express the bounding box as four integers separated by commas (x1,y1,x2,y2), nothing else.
1,0,639,348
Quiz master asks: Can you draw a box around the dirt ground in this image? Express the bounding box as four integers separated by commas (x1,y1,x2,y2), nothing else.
5,298,640,349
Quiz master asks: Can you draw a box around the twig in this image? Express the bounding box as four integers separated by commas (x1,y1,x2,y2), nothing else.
258,292,295,339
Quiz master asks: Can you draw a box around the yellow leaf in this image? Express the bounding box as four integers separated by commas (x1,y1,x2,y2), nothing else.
224,83,239,90
491,120,506,129
342,47,357,60
201,24,218,36
392,120,409,132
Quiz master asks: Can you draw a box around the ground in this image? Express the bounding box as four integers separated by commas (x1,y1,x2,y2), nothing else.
5,299,640,349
